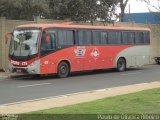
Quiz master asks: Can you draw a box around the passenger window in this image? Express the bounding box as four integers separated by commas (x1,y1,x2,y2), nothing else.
41,32,55,50
108,31,121,45
40,31,56,56
145,32,150,44
101,32,108,44
58,30,74,46
93,31,101,45
50,34,56,49
135,32,144,44
78,30,92,45
122,32,135,44
92,31,108,45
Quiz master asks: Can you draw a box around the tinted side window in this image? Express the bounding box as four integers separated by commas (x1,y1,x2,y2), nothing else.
122,32,135,44
101,32,108,44
92,31,108,45
145,32,150,44
108,31,121,45
50,34,56,49
41,32,54,50
78,30,92,45
93,31,101,44
58,30,74,46
135,32,144,44
40,31,56,56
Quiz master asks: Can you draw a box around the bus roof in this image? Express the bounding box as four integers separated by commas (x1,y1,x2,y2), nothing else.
16,24,151,31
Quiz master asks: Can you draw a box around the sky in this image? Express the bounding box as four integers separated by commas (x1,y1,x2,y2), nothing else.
125,0,158,13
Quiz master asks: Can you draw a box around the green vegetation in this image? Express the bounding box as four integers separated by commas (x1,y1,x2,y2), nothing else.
1,88,159,120
0,0,129,23
34,88,160,114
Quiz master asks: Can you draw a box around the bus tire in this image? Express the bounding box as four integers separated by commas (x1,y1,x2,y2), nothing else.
57,61,70,78
117,58,126,72
157,61,160,65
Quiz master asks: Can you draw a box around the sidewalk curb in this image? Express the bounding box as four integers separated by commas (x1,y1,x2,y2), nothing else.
0,72,9,80
0,72,24,80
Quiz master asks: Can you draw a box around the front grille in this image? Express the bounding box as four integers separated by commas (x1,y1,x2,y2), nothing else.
13,68,28,74
13,65,28,67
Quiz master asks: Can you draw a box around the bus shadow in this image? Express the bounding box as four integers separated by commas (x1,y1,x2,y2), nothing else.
9,74,57,81
70,69,116,77
9,68,144,81
69,68,144,78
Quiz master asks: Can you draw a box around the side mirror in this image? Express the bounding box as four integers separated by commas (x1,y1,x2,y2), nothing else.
46,35,50,44
5,32,12,44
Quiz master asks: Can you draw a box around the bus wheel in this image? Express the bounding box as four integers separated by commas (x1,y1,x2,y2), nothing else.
117,58,126,72
57,62,70,78
157,61,160,65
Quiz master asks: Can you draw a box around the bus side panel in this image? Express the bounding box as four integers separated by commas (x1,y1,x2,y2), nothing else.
115,45,151,68
40,47,82,74
40,55,57,74
95,46,132,69
40,46,132,75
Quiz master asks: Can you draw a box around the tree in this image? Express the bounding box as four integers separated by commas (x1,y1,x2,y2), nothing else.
67,0,118,24
97,0,117,25
81,0,98,24
19,0,49,20
118,0,129,22
0,0,118,23
48,0,98,22
0,0,21,18
48,0,72,20
142,0,160,12
67,0,85,21
0,0,49,20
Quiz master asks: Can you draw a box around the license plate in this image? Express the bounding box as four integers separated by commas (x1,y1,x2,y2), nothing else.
16,69,22,73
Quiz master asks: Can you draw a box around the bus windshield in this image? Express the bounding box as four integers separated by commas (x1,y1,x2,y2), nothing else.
9,29,40,59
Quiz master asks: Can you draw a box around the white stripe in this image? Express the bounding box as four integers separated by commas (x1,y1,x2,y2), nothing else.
121,72,142,76
95,89,106,92
16,83,52,88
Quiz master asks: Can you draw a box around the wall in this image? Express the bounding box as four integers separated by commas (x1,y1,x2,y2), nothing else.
123,12,160,24
0,17,160,71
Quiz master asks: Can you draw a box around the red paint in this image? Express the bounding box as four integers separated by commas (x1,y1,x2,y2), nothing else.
40,46,131,74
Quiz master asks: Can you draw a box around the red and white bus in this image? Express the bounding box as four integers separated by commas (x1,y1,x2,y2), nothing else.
7,24,151,78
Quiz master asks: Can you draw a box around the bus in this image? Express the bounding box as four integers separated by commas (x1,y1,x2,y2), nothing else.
7,24,151,78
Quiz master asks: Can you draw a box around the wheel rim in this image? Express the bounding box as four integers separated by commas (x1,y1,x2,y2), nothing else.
58,62,69,78
119,61,124,69
60,65,67,75
118,59,125,71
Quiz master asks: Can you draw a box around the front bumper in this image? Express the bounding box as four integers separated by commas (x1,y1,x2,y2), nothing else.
8,60,40,74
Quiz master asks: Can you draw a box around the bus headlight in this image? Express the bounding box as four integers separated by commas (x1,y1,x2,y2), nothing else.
30,61,38,67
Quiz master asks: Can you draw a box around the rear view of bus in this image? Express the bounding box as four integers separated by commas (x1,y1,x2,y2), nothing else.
7,24,151,78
